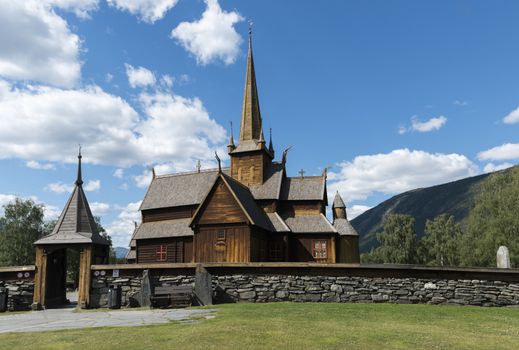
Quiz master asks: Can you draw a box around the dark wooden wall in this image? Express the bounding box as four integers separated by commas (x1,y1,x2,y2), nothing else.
337,235,360,264
142,205,196,223
197,179,248,225
230,151,268,185
137,237,193,263
279,201,325,217
194,225,250,262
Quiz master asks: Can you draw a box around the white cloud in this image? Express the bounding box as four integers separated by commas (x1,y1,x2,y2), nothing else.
411,116,447,133
26,160,55,170
171,0,244,65
46,182,74,194
347,205,372,220
399,116,447,134
483,162,514,173
0,194,17,216
106,201,142,247
0,193,61,220
113,168,124,178
90,201,110,216
478,143,519,161
105,73,114,83
503,107,519,124
107,0,178,23
45,0,100,19
125,64,156,88
453,100,468,106
46,179,99,193
0,79,226,168
84,179,101,192
161,74,174,88
328,149,479,202
0,1,82,87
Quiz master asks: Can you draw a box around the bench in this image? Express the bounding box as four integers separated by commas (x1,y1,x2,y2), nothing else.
151,285,193,308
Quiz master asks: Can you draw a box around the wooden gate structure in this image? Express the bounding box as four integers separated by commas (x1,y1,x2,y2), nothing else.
32,151,109,310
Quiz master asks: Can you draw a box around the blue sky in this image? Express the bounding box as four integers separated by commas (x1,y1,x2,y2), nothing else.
1,0,518,247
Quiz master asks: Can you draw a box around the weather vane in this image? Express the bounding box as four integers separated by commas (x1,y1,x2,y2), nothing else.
248,19,254,34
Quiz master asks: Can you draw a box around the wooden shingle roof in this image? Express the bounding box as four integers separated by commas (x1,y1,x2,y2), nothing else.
283,214,337,233
35,152,110,246
333,218,359,236
133,219,194,239
280,176,327,201
140,168,228,210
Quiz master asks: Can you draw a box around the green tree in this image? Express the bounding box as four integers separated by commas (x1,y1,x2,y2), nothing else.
419,214,461,266
460,166,519,267
0,199,45,266
362,214,419,264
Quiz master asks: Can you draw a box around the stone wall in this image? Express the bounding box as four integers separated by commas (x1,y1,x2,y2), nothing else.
214,275,519,306
89,264,519,308
0,267,35,312
91,273,194,308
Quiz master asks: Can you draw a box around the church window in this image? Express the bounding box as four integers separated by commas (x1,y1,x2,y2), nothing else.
217,229,226,241
156,244,168,262
312,240,327,259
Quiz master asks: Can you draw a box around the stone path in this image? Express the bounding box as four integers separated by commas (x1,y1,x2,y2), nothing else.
0,308,217,334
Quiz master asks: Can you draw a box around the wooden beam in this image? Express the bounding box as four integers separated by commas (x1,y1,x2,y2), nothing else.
77,245,93,309
32,246,47,310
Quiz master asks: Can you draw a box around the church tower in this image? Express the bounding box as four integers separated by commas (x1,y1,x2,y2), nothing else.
229,31,274,186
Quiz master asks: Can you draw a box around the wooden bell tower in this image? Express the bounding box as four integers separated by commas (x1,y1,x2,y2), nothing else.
228,30,274,186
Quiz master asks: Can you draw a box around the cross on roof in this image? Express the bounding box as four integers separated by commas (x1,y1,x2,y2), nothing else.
299,169,305,178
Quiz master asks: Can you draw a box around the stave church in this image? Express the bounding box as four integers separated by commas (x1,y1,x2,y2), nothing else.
126,33,360,264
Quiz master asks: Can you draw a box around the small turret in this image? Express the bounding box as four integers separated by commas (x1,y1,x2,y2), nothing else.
332,191,347,220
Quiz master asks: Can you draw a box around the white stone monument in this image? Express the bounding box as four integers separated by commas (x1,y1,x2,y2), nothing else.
497,246,511,268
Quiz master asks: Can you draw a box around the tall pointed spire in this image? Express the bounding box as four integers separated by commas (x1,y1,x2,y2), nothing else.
76,146,83,186
227,121,236,153
268,127,274,155
239,28,263,141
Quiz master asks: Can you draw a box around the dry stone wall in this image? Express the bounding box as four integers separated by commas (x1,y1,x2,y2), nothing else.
90,268,519,308
0,278,34,311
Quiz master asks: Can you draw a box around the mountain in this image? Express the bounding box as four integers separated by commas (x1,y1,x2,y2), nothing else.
114,247,129,259
351,171,494,253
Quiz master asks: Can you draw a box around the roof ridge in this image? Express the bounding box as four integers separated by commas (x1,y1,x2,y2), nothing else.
155,167,230,179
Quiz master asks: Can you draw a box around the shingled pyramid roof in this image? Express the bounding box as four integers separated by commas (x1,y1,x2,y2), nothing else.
35,151,110,246
332,191,346,209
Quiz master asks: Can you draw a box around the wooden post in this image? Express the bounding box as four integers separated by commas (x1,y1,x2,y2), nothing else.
32,246,47,310
330,236,336,263
77,245,93,309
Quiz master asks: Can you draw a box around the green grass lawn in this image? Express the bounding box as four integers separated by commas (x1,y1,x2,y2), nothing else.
1,303,519,350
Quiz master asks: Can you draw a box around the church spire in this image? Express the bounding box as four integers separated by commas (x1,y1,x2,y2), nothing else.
227,121,236,153
268,128,274,155
239,29,263,142
76,146,83,186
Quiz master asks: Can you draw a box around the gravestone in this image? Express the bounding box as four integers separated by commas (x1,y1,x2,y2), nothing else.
194,264,213,306
497,246,511,268
140,269,152,307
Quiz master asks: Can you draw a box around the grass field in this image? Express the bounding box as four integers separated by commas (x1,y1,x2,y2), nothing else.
1,303,519,350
